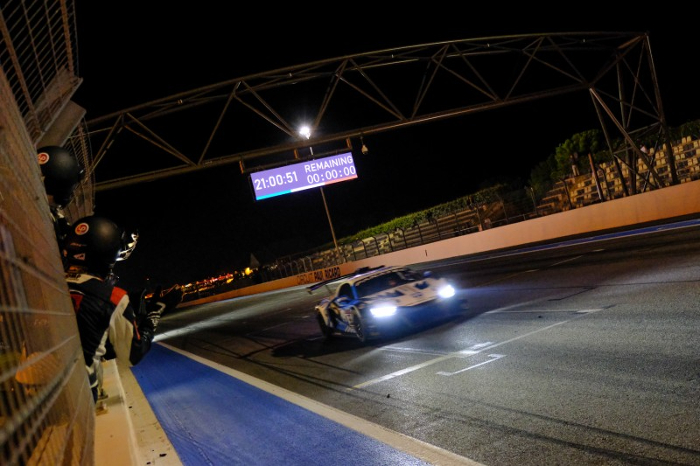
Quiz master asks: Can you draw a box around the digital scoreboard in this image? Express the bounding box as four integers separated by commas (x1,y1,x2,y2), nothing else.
250,151,358,200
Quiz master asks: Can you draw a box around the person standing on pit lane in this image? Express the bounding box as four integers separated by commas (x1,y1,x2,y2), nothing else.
62,215,183,403
37,145,84,247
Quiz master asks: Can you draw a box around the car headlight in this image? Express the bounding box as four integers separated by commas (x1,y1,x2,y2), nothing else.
438,284,456,299
369,304,397,317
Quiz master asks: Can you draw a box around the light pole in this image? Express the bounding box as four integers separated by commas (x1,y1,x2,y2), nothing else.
300,126,340,255
526,186,538,214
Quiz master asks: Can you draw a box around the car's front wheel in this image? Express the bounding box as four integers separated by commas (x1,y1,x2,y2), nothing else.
316,311,334,340
352,309,368,343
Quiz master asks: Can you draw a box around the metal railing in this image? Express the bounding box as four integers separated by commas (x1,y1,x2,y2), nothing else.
242,191,545,285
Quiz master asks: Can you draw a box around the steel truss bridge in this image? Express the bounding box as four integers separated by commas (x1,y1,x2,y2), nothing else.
84,32,677,194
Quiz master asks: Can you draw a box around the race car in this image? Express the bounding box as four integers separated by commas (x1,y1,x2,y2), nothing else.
308,265,465,343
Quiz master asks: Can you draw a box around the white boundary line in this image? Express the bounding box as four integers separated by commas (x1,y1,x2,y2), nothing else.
352,309,601,389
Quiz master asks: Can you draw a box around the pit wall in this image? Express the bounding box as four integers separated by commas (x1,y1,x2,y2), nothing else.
179,179,700,307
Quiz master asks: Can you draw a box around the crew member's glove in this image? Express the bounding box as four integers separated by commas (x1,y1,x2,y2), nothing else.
141,285,183,334
143,302,165,334
158,285,184,312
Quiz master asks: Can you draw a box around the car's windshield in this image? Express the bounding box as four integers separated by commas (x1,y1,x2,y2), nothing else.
356,272,406,298
397,269,423,281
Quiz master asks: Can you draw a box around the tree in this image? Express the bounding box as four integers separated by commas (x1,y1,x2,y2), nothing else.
670,119,700,141
553,129,606,178
529,154,558,198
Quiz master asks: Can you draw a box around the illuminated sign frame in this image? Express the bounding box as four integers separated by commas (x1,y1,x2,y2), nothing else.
250,151,358,200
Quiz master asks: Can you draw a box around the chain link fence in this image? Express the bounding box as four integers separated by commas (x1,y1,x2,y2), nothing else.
1,1,94,464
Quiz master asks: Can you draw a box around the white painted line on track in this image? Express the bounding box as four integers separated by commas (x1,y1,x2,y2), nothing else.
352,309,600,389
489,308,596,313
548,255,584,267
483,298,544,313
437,354,506,376
378,346,448,356
352,354,456,389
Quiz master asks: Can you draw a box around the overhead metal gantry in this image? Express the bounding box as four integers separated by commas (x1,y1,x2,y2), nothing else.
84,31,676,193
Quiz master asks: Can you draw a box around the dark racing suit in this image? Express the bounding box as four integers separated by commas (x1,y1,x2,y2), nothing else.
66,269,155,402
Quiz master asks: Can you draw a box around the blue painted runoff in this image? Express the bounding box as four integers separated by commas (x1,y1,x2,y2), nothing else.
131,344,430,466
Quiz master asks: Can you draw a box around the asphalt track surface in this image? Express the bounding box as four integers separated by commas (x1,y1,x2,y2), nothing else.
131,218,700,466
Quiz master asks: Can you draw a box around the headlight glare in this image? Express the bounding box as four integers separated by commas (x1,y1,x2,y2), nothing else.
438,284,456,299
370,304,397,317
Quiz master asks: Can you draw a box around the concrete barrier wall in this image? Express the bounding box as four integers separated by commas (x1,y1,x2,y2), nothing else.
180,180,700,307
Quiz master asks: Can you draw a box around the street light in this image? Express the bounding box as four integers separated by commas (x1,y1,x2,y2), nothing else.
299,126,340,255
526,186,538,213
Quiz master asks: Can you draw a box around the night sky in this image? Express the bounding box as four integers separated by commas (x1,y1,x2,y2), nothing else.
71,5,700,290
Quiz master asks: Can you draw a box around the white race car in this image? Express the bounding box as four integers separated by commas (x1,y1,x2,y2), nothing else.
308,265,465,343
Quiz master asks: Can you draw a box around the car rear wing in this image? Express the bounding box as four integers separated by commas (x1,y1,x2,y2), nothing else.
306,265,386,294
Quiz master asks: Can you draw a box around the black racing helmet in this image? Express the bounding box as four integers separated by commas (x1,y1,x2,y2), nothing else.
62,216,137,277
38,146,84,207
